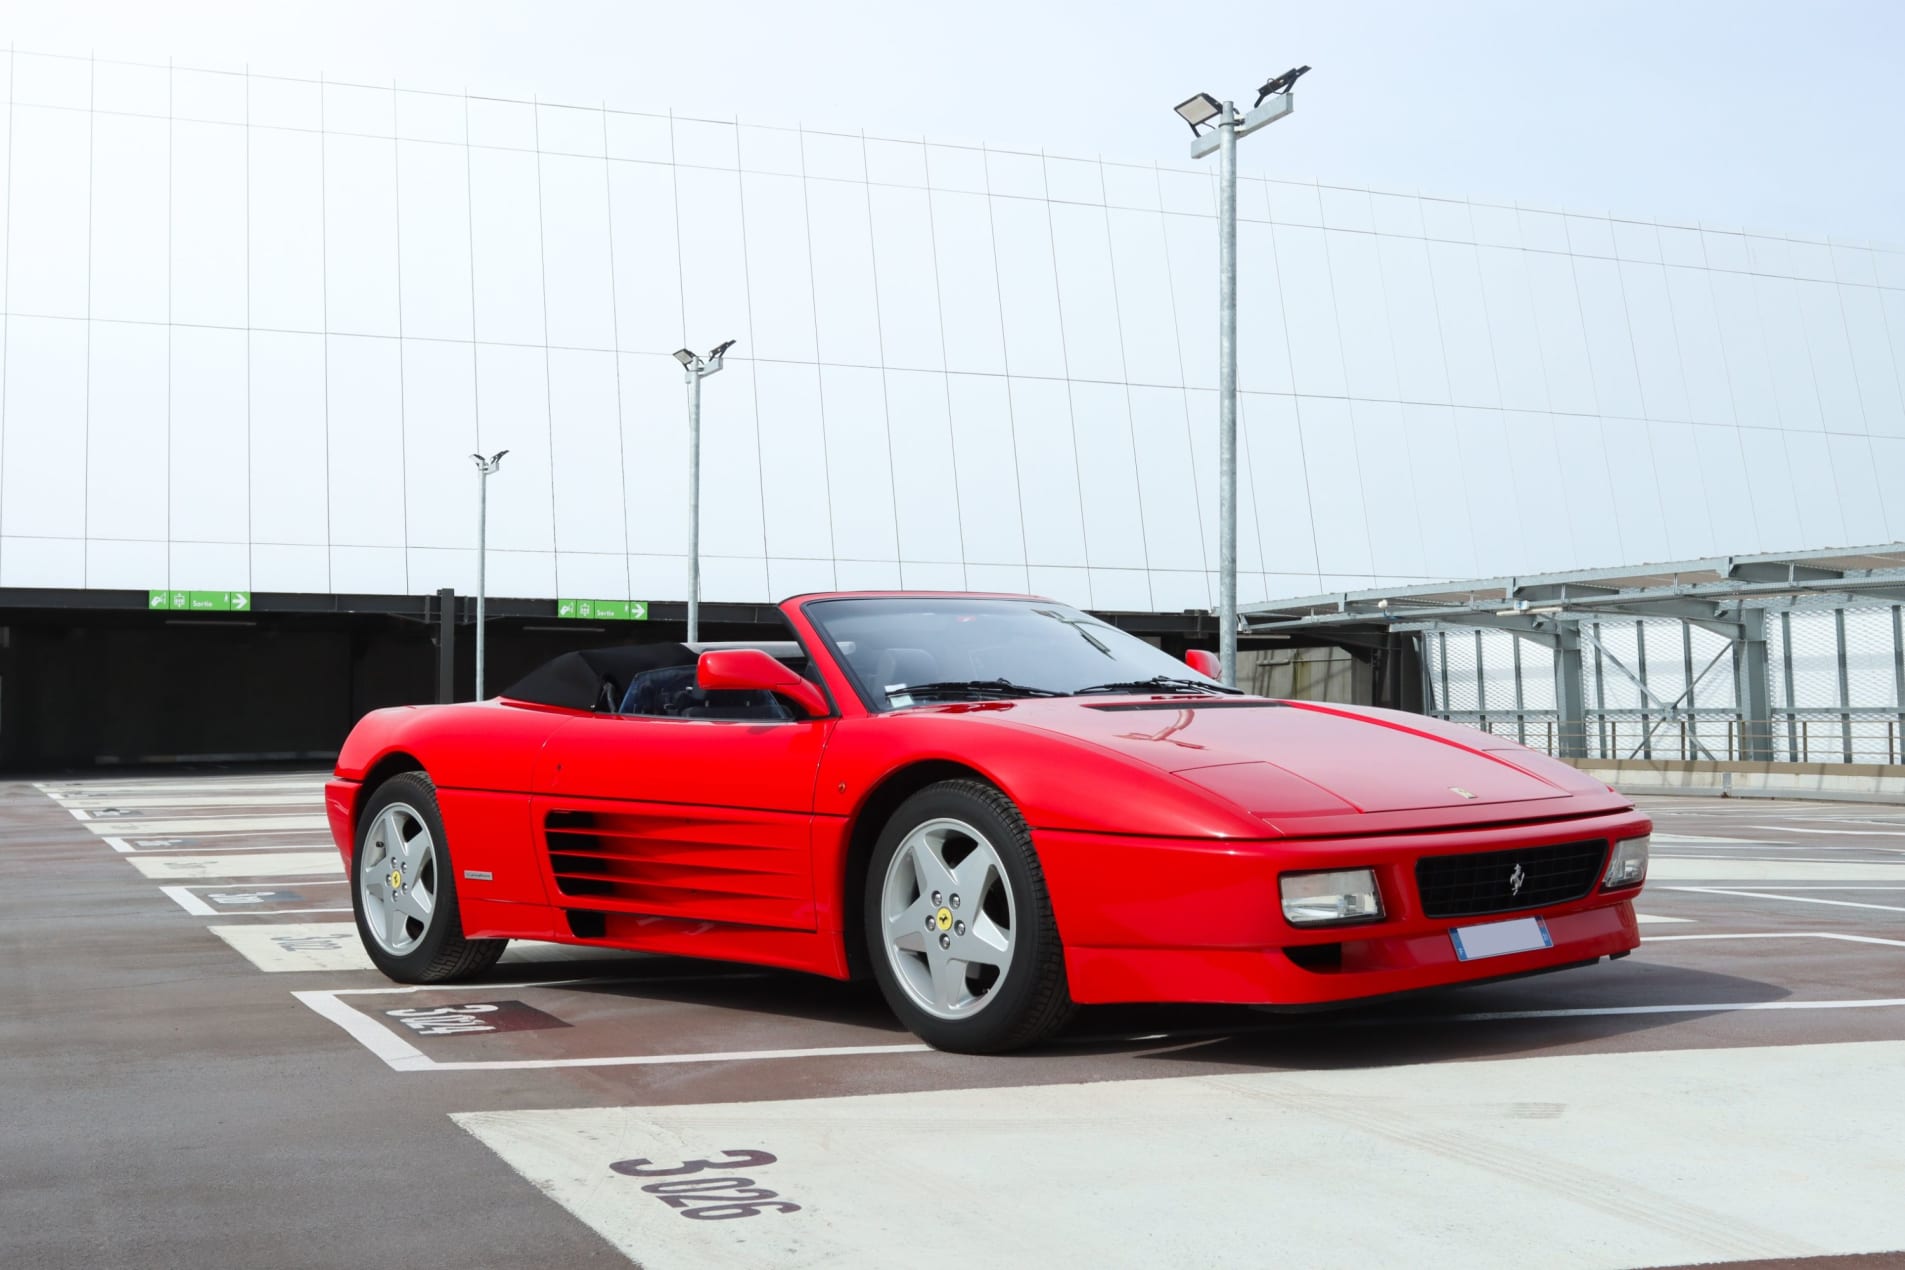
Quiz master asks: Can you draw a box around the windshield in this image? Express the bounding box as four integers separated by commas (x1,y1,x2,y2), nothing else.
804,596,1227,710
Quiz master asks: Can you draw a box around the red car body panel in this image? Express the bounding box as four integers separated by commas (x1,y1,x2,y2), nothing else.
328,592,1650,1008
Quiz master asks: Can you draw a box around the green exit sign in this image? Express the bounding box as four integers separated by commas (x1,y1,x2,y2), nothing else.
150,590,251,612
556,598,648,621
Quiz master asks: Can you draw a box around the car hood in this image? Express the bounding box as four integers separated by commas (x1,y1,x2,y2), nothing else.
988,696,1582,816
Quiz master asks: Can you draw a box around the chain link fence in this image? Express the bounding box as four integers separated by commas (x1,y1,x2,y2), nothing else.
1421,603,1905,764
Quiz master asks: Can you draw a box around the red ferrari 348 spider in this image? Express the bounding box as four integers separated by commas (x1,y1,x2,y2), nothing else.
327,592,1650,1053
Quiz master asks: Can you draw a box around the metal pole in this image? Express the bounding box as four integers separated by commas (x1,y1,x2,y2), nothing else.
687,367,702,645
1217,102,1238,688
436,587,456,704
475,466,488,700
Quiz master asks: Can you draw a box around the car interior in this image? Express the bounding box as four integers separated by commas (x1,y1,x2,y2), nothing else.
613,642,821,721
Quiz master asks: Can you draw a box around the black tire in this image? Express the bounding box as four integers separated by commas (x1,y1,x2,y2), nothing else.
863,779,1073,1054
351,772,507,983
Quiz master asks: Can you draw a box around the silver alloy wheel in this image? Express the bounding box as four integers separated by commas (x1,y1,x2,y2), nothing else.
359,802,439,956
880,817,1016,1020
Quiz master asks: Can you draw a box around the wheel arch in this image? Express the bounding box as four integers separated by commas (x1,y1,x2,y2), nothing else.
837,758,998,979
354,751,429,836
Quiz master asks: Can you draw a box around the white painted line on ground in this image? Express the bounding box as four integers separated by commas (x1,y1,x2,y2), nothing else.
296,985,927,1073
55,793,324,810
158,885,217,917
103,836,335,854
39,779,328,796
1747,825,1905,837
127,852,342,880
1425,997,1905,1021
211,924,371,971
1701,884,1905,890
413,1043,934,1073
1634,913,1694,924
156,885,350,918
291,975,926,1073
212,922,679,973
1648,858,1905,882
73,814,330,836
1647,931,1905,948
1651,834,1772,846
452,1040,1905,1269
1662,887,1905,915
293,990,431,1064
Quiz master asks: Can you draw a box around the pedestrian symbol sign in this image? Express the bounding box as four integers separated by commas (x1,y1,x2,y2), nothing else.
556,598,649,622
149,589,252,612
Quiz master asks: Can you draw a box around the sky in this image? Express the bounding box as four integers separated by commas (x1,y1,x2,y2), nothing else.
2,0,1901,246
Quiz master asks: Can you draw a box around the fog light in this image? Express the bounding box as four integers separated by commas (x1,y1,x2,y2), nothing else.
1603,835,1649,889
1280,868,1383,926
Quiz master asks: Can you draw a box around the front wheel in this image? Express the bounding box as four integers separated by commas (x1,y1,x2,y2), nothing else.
864,779,1073,1053
352,772,506,982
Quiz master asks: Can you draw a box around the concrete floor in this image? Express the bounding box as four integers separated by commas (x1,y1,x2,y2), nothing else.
4,773,1903,1268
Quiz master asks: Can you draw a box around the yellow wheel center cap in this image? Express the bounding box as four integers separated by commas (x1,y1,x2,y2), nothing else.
936,907,953,931
387,868,403,890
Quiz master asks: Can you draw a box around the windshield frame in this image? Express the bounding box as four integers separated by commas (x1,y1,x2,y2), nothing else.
798,594,1223,713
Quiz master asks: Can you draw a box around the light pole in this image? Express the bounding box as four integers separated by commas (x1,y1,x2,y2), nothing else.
470,449,508,699
673,339,735,644
1173,65,1308,688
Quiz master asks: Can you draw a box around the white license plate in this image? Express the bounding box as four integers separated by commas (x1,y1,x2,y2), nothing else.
1449,916,1552,961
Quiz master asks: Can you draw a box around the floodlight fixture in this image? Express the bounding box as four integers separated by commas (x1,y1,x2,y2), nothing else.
709,338,736,360
1173,92,1223,134
1255,65,1310,107
673,348,697,367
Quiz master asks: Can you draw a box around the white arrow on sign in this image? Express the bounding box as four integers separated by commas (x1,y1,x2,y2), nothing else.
229,592,251,610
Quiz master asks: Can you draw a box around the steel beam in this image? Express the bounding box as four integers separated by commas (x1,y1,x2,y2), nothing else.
1553,624,1587,758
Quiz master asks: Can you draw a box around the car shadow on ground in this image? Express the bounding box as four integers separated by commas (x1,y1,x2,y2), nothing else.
465,950,1794,1069
1061,957,1796,1069
479,952,916,1035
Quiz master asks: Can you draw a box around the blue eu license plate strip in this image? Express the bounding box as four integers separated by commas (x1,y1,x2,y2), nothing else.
1449,916,1553,961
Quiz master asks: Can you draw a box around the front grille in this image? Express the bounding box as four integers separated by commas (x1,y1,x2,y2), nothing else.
1415,839,1608,918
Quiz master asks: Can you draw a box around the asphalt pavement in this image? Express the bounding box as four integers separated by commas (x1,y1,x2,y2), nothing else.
4,772,1903,1269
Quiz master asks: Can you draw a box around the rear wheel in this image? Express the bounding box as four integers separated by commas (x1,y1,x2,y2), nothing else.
864,779,1072,1053
352,772,506,982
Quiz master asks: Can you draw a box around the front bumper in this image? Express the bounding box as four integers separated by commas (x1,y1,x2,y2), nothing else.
1035,808,1649,1007
324,778,359,869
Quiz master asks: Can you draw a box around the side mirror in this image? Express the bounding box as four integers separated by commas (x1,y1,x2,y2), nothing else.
696,649,830,718
1183,648,1222,679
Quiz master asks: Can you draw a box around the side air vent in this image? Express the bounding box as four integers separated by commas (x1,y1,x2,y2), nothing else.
541,808,813,928
565,909,607,939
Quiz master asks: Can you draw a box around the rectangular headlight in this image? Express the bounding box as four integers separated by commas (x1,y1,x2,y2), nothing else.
1603,835,1649,890
1281,868,1383,926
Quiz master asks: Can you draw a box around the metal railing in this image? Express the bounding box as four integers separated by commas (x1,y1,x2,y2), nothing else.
1423,603,1905,768
1435,707,1905,765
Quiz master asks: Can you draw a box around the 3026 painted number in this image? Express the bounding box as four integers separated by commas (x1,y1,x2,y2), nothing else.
609,1150,800,1221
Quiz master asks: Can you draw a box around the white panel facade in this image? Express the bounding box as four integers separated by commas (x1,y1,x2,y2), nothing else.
1,52,1903,609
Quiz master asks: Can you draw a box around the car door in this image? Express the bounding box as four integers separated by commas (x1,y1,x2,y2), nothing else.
529,711,834,930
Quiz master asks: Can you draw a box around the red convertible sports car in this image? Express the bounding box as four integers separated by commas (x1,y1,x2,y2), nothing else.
326,592,1650,1053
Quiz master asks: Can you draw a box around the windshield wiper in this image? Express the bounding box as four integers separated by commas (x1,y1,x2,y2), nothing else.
1073,675,1244,696
886,679,1067,702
